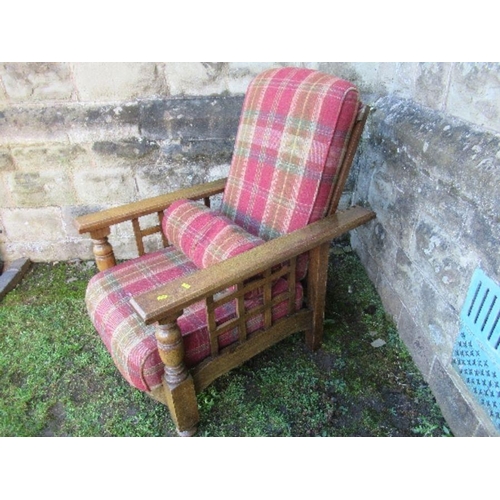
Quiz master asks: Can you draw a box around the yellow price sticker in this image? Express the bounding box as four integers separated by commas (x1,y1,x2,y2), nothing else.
181,283,191,289
157,294,169,301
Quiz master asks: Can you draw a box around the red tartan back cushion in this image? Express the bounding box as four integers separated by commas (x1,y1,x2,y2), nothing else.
221,67,360,240
163,199,265,269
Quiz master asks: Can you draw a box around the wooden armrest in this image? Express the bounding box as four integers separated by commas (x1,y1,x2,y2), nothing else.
131,205,376,324
75,178,227,234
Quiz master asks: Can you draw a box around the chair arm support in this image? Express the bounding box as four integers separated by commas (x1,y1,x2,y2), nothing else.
74,178,227,234
130,205,376,324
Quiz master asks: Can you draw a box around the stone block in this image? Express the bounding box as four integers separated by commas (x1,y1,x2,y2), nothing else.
0,149,15,171
0,105,70,144
135,163,207,199
397,305,434,379
375,271,403,323
414,62,452,110
319,62,378,95
0,101,141,146
91,137,160,168
0,238,95,262
410,217,470,309
355,219,398,286
1,207,65,242
350,226,380,286
106,237,141,261
72,62,167,101
73,167,137,205
366,165,419,252
413,278,458,360
0,212,7,242
388,63,418,100
11,143,90,172
61,204,108,238
461,209,500,278
447,62,500,131
427,358,497,436
164,62,228,96
66,102,140,143
62,239,96,262
206,163,230,182
0,172,13,208
0,62,75,102
5,170,76,207
227,62,278,94
140,96,242,146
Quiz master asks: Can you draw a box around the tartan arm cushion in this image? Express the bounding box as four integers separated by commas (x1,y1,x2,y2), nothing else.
163,199,265,269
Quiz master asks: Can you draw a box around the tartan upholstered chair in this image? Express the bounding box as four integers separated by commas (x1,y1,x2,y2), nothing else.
75,67,375,436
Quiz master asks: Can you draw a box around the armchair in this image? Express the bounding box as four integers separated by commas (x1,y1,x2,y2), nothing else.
75,67,376,436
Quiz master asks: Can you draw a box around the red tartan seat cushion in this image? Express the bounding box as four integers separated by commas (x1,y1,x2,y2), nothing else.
163,199,265,269
86,246,303,392
221,67,360,240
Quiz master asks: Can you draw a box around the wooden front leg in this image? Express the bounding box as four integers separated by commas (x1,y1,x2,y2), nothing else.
155,314,199,436
90,228,116,271
305,242,331,351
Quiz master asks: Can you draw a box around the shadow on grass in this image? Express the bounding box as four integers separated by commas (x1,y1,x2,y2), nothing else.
0,251,451,437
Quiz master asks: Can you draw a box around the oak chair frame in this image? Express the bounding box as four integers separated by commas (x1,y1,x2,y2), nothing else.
75,105,375,436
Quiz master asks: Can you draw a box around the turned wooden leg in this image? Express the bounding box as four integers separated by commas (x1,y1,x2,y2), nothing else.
90,228,116,271
305,242,330,351
155,314,199,436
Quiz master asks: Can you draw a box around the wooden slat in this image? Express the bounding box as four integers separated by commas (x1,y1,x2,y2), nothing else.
288,257,297,315
208,264,291,309
158,211,168,247
328,105,370,215
131,206,376,324
206,295,218,357
131,218,145,256
210,291,290,339
236,282,248,341
140,225,162,237
263,268,272,329
192,310,312,392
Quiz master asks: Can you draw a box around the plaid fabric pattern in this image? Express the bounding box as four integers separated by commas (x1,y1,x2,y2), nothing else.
221,67,360,240
86,67,360,394
86,245,303,392
163,199,265,269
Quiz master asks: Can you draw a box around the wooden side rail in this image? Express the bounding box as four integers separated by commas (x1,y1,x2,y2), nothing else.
131,205,376,324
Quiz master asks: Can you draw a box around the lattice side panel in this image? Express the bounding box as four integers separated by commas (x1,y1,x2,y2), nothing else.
205,257,298,357
131,211,169,256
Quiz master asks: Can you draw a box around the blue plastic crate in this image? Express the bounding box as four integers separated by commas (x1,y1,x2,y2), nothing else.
452,268,500,431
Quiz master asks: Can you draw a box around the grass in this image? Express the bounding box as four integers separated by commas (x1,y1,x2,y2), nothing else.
0,250,451,437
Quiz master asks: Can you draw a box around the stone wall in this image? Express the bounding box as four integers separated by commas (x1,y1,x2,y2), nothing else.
0,62,265,261
1,62,499,435
339,62,500,437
